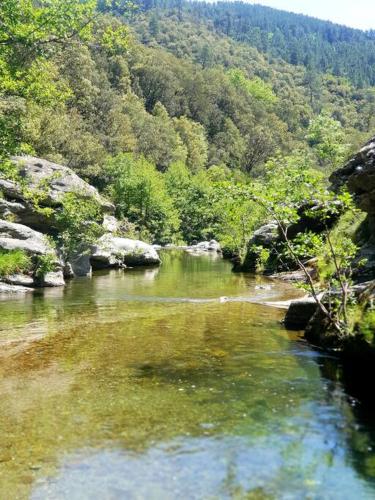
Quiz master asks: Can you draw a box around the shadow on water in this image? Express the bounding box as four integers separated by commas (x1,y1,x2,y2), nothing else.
0,250,374,499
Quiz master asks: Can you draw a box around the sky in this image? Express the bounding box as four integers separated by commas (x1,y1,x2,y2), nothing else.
247,0,375,30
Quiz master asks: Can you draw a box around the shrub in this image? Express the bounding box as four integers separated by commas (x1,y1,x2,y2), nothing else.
0,249,32,277
34,253,57,278
55,192,104,256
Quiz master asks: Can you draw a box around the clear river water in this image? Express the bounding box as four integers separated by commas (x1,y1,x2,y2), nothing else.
0,250,375,499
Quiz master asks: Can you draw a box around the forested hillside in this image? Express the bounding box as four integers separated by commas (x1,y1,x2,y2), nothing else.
1,0,375,250
132,0,375,87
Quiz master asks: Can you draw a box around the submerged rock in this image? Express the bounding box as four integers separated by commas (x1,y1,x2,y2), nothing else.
91,235,160,268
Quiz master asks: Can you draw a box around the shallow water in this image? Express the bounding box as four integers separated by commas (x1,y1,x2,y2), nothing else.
0,250,374,499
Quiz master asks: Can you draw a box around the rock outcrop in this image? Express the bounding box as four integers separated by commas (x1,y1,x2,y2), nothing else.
0,156,161,293
0,156,114,233
0,220,64,287
91,235,161,268
330,136,375,280
284,297,319,330
240,223,279,271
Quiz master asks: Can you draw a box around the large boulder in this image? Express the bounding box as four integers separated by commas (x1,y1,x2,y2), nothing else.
240,223,279,271
284,297,319,330
251,223,279,247
91,235,161,268
0,156,114,232
11,156,114,212
330,136,375,280
330,136,375,210
68,252,92,277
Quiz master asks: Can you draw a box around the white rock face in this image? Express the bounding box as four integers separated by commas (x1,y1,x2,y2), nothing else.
4,274,35,287
91,234,161,268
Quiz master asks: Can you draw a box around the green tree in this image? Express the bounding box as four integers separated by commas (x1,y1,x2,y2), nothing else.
173,116,208,171
0,0,96,157
307,113,350,171
106,153,181,243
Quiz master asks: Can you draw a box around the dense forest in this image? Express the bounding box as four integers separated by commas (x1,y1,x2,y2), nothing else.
133,0,375,87
0,0,374,255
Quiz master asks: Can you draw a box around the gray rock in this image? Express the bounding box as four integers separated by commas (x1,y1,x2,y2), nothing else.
91,235,160,268
11,156,114,212
195,240,222,252
240,223,279,271
0,199,26,220
4,274,34,287
41,271,65,287
330,136,375,280
68,252,92,277
284,297,319,330
0,220,56,256
0,282,33,294
252,223,279,247
102,215,119,233
63,261,75,279
0,156,115,233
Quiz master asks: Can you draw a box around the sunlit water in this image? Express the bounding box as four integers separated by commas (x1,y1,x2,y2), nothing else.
0,250,374,499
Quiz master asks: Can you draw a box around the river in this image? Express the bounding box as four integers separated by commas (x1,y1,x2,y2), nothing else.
0,250,374,499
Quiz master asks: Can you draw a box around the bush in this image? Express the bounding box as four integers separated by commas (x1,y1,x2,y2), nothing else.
34,253,57,278
55,192,105,256
0,249,32,277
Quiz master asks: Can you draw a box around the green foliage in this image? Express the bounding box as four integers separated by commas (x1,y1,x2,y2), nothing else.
210,180,264,256
0,158,21,181
34,253,57,279
317,209,364,287
173,116,208,171
307,113,350,171
0,249,32,277
255,153,326,226
358,309,375,344
142,0,375,88
0,0,95,157
228,69,277,105
106,154,181,244
55,192,104,255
